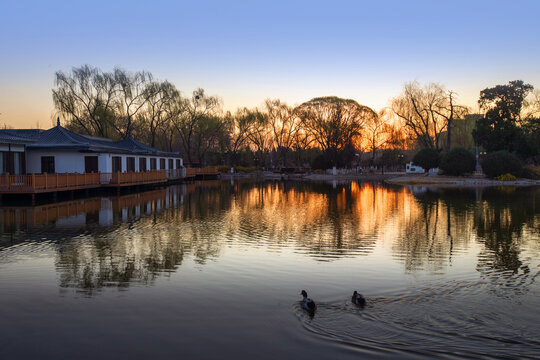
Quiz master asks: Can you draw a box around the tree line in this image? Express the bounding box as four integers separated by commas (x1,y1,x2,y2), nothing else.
53,65,540,168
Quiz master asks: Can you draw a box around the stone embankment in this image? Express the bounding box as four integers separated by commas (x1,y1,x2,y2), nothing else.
219,171,540,186
220,171,400,182
385,175,540,187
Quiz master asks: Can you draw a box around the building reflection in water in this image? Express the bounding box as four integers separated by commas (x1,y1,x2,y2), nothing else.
0,181,538,294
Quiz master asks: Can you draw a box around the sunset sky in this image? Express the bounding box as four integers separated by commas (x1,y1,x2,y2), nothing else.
1,0,539,128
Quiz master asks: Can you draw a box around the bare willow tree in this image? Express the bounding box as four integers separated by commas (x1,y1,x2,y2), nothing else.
363,108,396,164
53,65,154,140
291,127,315,166
295,96,377,164
265,99,301,167
140,80,180,147
392,82,468,150
173,88,221,165
113,68,153,138
53,65,117,137
223,108,256,165
245,109,271,165
193,115,227,166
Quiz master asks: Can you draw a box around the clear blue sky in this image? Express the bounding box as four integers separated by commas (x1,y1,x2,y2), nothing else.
1,0,539,128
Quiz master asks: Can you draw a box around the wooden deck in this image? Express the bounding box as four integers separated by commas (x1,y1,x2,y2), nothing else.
0,173,103,194
0,170,175,194
105,171,167,187
0,167,216,195
184,167,219,179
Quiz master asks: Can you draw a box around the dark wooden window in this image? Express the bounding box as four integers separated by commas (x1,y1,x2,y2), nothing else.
150,158,157,170
13,152,24,174
20,152,26,174
112,156,122,172
126,157,135,172
176,159,181,169
160,158,165,169
139,157,147,171
84,156,98,173
4,152,13,174
1,152,26,175
41,156,55,174
168,159,173,169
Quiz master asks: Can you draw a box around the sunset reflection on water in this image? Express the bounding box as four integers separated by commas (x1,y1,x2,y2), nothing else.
1,181,539,359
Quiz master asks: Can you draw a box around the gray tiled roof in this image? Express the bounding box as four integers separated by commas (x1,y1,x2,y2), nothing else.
0,125,180,157
35,126,93,147
115,137,177,156
0,131,38,144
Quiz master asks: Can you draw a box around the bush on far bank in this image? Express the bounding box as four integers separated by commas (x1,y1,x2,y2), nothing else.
217,165,260,173
521,165,540,180
481,151,522,178
439,147,476,175
412,148,440,171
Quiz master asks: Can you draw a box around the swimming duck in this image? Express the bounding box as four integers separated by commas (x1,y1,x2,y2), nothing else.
352,291,366,307
300,290,316,311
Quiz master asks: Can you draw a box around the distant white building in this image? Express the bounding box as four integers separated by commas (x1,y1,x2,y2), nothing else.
405,162,425,174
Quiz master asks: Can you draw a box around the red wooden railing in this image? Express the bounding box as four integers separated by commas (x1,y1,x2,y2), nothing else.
0,172,101,193
0,170,177,194
166,168,185,180
185,167,218,178
109,170,167,185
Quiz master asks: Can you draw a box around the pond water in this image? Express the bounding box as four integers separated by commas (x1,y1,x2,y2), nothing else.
1,181,539,359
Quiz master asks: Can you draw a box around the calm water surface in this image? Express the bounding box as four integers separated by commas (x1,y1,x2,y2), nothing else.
1,181,539,359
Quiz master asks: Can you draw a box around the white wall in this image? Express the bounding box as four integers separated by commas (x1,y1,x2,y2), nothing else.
27,151,85,173
26,149,183,174
0,145,25,152
98,154,111,173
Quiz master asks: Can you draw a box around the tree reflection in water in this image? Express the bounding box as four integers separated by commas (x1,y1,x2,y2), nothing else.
1,181,539,294
473,187,540,281
407,186,540,285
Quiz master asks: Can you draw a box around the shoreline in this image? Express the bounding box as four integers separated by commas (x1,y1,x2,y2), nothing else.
218,172,540,187
385,175,540,187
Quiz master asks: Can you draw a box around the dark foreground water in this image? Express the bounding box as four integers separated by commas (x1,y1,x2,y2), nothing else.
1,181,539,359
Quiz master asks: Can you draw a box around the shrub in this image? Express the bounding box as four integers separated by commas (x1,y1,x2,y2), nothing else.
495,173,517,181
481,151,522,178
311,154,332,170
412,148,440,171
217,165,232,173
439,147,476,176
234,166,259,173
521,165,540,180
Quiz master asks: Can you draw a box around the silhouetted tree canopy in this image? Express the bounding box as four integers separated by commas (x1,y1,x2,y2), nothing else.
52,65,539,168
295,96,377,165
473,80,537,155
392,82,468,151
